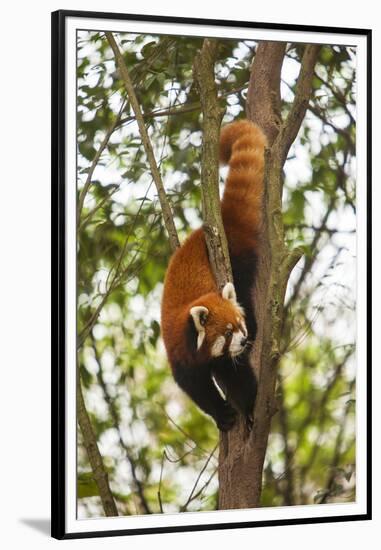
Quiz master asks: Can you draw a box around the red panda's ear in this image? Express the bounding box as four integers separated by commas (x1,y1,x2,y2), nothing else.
190,306,209,350
190,306,209,331
222,282,237,304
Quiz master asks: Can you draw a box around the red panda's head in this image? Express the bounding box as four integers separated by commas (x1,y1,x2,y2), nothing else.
189,283,248,359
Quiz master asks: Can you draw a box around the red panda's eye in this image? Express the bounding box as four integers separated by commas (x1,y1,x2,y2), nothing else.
225,329,233,339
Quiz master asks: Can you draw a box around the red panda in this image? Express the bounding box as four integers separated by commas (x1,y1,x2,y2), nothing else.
161,120,267,431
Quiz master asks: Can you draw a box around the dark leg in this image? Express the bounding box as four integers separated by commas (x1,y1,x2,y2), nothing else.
173,364,237,431
224,252,258,428
231,252,258,340
213,356,257,427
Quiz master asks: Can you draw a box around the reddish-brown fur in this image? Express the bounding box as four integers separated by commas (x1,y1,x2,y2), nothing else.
160,120,266,429
221,120,267,256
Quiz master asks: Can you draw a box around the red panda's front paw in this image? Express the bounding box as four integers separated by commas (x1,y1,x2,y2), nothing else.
246,412,254,432
216,402,237,432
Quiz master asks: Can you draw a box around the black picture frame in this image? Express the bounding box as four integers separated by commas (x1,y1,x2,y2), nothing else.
51,9,372,540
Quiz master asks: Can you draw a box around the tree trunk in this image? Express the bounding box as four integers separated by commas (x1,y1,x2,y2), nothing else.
218,42,319,510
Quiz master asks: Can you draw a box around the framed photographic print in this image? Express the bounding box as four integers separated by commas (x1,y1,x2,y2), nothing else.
51,9,372,540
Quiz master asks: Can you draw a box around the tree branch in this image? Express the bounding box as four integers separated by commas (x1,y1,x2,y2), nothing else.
106,31,180,252
77,107,123,222
298,347,354,486
180,444,218,512
157,403,215,458
279,44,321,161
117,84,248,128
277,378,295,505
77,36,180,225
318,382,354,504
282,76,355,156
77,368,119,517
193,38,232,289
284,195,336,316
77,185,161,349
307,101,355,156
313,69,356,126
91,336,152,514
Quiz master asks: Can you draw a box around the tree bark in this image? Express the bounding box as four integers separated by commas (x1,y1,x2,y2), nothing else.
193,39,232,290
77,368,119,516
246,41,285,145
218,42,319,510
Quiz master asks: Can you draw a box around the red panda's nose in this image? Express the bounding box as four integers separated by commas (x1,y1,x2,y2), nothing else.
241,337,248,347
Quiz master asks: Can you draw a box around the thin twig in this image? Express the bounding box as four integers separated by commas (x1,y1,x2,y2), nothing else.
116,84,248,128
298,349,354,486
180,444,218,511
184,468,218,508
284,195,336,313
279,44,321,162
77,182,158,348
106,31,180,252
77,101,126,221
79,184,119,231
276,379,295,505
313,70,356,126
157,402,217,459
308,102,355,155
318,378,355,504
157,451,166,513
91,336,152,514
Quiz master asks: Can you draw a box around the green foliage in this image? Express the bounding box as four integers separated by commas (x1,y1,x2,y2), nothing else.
76,31,356,517
77,471,100,499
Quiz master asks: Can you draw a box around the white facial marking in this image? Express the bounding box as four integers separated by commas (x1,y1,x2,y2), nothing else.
190,306,209,331
190,306,209,350
197,331,205,350
240,322,248,337
211,336,226,358
229,330,246,356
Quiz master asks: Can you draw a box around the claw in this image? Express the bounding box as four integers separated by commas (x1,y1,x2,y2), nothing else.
246,413,254,431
